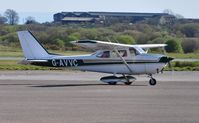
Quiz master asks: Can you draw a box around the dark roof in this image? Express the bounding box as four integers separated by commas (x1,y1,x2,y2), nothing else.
88,12,168,17
56,11,169,17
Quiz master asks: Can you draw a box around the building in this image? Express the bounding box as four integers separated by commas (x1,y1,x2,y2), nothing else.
53,12,172,24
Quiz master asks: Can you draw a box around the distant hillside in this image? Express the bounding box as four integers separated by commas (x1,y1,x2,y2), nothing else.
0,17,199,53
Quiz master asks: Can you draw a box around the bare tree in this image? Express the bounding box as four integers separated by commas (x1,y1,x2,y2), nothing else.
4,9,19,25
0,14,7,24
25,16,38,24
163,9,184,19
163,9,174,15
175,14,184,19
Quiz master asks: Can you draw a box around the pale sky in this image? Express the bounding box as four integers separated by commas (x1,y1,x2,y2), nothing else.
0,0,198,23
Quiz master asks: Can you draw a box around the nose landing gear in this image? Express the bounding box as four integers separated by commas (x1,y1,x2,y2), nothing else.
148,74,157,86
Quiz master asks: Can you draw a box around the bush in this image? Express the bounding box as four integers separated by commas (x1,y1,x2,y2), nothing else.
181,38,199,53
55,39,65,50
174,61,195,67
165,38,183,53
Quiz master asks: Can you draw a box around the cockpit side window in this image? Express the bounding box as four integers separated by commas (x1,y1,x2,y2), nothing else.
111,50,127,58
129,48,138,57
96,50,127,58
118,50,127,57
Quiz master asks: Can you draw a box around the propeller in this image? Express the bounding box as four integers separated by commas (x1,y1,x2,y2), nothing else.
168,57,174,71
161,47,174,72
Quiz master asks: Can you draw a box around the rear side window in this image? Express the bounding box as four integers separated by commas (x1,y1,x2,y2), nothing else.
97,51,110,58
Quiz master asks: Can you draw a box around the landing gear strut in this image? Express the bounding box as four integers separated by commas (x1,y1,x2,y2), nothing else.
123,74,133,85
148,74,157,86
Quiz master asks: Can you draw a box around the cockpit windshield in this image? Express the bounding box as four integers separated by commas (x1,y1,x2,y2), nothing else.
129,47,146,57
135,47,146,54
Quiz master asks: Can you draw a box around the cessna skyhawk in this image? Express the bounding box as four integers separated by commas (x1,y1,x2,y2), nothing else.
17,31,173,86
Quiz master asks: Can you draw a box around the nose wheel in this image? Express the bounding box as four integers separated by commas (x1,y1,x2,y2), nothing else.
149,78,156,86
124,82,132,85
148,74,157,86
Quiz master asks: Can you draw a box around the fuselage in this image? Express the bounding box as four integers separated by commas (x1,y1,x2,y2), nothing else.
28,51,170,75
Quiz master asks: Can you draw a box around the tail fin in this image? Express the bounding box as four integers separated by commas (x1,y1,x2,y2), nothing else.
17,31,50,59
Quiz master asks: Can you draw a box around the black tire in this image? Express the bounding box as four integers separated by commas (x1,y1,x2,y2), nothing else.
149,78,156,86
108,82,117,85
124,82,132,85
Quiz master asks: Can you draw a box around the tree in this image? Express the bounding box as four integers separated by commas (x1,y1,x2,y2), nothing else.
25,16,38,24
149,37,165,44
163,9,174,15
165,39,183,53
4,9,19,25
179,23,199,37
0,14,7,24
163,9,184,19
116,35,136,44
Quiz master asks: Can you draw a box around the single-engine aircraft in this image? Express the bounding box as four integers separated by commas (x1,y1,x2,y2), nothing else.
17,31,173,86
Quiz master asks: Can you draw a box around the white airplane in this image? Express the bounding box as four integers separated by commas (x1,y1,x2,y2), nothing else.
17,30,173,86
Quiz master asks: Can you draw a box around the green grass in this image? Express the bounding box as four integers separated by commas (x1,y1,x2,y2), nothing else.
0,45,91,57
0,45,23,57
0,60,66,70
0,45,199,58
166,53,199,59
1,51,199,59
0,60,51,70
165,61,199,71
0,51,23,57
0,50,91,57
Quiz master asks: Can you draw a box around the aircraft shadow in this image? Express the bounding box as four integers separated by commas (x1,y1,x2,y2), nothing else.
0,83,36,86
30,83,148,88
31,83,106,88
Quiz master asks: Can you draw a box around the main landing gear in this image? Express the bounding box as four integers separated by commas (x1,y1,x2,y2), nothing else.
100,75,136,85
123,74,133,85
148,74,157,86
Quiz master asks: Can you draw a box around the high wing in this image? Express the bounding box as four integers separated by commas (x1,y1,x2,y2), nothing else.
134,44,167,48
71,40,167,50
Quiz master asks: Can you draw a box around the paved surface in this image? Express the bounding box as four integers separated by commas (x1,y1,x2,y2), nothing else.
0,71,199,123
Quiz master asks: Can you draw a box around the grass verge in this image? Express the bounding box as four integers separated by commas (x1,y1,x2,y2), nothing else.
166,53,199,59
165,61,199,71
0,60,63,70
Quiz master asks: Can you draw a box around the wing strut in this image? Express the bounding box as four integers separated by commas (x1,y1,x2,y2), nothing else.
107,39,133,74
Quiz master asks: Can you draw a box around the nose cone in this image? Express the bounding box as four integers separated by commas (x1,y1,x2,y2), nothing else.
159,56,174,63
